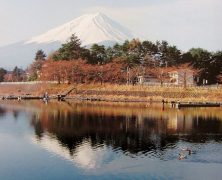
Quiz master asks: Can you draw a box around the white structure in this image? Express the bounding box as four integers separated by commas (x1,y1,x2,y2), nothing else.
138,69,195,86
168,69,195,86
137,75,159,85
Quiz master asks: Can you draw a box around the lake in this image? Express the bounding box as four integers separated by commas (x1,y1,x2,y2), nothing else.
0,100,222,180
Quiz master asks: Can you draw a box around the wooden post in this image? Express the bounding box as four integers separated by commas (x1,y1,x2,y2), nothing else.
162,99,165,111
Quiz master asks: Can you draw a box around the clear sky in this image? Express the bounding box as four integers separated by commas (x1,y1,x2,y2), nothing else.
0,0,221,51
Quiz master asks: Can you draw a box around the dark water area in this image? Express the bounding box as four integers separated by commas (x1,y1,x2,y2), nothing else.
0,101,222,180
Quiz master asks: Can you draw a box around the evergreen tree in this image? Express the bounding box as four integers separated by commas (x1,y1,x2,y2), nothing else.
180,52,195,64
53,34,84,61
90,44,107,64
141,41,158,55
12,66,24,82
35,49,46,61
105,47,115,62
188,48,212,84
210,51,222,83
156,41,181,67
0,68,7,82
112,43,124,58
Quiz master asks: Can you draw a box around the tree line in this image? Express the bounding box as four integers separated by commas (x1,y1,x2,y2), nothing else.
1,34,222,85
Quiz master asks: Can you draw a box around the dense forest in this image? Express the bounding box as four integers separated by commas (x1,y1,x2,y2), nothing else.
1,34,222,85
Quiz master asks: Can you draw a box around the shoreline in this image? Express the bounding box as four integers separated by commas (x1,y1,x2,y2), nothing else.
1,94,222,106
0,83,222,104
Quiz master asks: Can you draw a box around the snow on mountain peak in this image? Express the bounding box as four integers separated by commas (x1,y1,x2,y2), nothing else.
25,12,134,46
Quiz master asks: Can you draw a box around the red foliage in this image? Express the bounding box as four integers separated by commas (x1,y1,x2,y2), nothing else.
40,59,127,84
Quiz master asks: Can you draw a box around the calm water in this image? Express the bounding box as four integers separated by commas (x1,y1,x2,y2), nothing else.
0,101,222,180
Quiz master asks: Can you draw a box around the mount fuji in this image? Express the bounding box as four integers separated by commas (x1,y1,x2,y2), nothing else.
0,12,134,69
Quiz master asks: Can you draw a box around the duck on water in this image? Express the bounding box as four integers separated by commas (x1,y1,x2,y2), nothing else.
179,147,194,160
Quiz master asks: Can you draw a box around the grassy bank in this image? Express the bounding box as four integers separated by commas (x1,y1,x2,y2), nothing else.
70,84,222,103
1,83,222,103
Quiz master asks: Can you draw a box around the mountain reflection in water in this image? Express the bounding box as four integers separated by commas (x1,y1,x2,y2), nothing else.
27,101,222,163
1,101,222,173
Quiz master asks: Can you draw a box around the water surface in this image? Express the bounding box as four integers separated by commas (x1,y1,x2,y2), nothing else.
0,101,222,180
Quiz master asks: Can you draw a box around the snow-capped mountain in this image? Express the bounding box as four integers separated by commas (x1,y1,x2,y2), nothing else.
25,12,133,46
0,12,134,69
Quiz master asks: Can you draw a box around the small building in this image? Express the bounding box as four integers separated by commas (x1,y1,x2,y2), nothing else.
168,69,195,86
137,69,196,86
137,75,159,85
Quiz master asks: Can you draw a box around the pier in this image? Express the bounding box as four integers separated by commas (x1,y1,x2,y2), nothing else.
2,95,43,100
57,86,76,101
170,101,221,108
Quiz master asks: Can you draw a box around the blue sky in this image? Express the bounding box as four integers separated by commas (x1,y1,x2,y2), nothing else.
0,0,221,51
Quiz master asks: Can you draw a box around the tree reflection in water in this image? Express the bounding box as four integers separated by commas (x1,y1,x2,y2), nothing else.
0,107,7,118
29,101,222,156
1,101,222,176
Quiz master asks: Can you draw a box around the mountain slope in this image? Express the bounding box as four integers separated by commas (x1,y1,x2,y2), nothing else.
0,12,134,69
25,12,133,46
